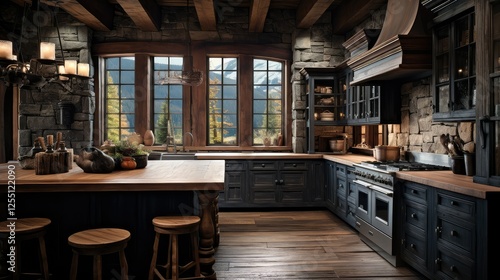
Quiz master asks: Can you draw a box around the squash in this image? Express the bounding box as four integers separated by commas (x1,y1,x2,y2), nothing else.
120,156,137,170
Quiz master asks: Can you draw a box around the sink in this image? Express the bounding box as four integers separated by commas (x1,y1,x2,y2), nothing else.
160,152,196,160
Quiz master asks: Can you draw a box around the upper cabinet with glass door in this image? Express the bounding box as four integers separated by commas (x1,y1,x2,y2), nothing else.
433,9,476,121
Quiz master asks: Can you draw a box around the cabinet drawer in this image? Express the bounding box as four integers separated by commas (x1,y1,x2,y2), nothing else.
403,182,428,204
436,245,474,280
335,164,347,177
336,177,347,198
401,232,427,267
404,203,427,232
225,161,246,171
437,218,473,256
280,161,307,170
249,161,278,170
437,191,475,220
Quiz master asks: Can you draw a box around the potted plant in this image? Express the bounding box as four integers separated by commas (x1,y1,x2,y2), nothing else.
114,141,151,169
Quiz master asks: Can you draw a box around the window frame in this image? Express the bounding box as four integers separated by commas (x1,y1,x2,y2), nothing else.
94,42,291,151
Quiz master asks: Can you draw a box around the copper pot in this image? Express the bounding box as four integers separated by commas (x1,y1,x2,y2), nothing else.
373,145,400,161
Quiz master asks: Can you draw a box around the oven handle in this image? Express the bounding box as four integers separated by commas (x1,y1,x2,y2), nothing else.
353,179,393,197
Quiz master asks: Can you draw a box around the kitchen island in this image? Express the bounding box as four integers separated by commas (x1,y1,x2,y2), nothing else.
0,160,224,279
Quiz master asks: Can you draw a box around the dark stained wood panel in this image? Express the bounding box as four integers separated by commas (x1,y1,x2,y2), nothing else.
42,0,115,31
249,0,271,32
296,0,336,29
116,0,161,31
331,0,387,34
193,0,217,31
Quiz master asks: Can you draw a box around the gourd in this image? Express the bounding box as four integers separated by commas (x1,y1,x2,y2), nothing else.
121,156,137,170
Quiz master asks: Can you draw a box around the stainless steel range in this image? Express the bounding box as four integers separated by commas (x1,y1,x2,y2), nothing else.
352,160,449,266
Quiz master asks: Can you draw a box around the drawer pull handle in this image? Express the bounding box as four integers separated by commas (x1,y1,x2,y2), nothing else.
435,226,442,234
355,222,361,227
293,163,297,167
450,230,458,237
261,164,266,167
411,189,416,194
411,213,417,219
450,200,457,206
410,243,416,249
435,258,442,265
368,231,374,236
450,265,456,272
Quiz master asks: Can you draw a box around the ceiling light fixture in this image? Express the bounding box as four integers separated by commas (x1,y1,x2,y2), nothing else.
163,0,203,86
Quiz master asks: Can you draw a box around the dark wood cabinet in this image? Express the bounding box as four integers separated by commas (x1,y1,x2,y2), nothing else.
346,77,401,125
218,159,324,208
431,5,476,121
474,0,500,187
399,180,500,279
325,161,357,228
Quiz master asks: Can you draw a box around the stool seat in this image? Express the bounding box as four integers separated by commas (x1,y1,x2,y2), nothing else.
0,217,51,280
68,228,130,280
149,216,201,280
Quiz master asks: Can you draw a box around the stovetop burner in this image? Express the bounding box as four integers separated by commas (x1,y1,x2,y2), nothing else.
360,161,450,172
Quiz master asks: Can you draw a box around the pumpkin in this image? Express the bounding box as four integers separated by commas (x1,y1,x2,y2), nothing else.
121,156,137,170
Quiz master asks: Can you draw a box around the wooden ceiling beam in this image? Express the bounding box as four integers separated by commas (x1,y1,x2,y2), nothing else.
331,0,386,34
40,0,115,31
296,0,335,29
249,0,270,32
193,0,216,31
116,0,161,32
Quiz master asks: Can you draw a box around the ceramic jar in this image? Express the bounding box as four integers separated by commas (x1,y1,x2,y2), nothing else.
144,129,155,146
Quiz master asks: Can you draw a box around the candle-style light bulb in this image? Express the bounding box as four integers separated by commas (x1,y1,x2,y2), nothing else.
40,42,55,60
0,40,13,60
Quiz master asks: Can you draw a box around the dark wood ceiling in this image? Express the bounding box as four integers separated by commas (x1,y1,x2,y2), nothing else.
8,0,386,35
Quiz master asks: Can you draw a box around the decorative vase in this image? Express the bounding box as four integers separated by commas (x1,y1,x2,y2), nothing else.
144,129,155,146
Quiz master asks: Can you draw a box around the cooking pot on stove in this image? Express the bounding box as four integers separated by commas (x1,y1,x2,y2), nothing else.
373,145,400,162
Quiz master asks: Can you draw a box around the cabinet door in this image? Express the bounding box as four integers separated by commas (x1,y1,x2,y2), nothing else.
249,171,278,203
221,161,246,205
324,161,336,210
279,170,308,202
433,9,476,121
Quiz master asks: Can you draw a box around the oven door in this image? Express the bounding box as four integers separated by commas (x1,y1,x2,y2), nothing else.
370,184,393,237
354,179,371,223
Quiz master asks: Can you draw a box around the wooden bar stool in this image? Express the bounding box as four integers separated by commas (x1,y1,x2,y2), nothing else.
149,216,201,280
68,228,130,280
0,217,51,280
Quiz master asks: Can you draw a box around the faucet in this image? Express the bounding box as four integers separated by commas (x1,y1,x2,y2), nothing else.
183,132,194,152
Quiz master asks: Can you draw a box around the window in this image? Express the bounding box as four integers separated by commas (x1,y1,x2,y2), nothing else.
253,59,283,145
208,57,238,145
104,57,135,143
98,43,290,150
153,57,184,145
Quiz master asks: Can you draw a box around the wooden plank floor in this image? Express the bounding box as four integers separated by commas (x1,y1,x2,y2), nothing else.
214,210,425,280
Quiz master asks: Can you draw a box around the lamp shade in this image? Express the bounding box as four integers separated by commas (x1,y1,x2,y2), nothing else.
64,60,77,75
0,40,13,60
40,42,55,60
77,63,89,77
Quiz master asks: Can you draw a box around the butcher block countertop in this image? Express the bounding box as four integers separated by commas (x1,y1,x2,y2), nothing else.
321,154,500,199
195,152,324,160
0,160,225,193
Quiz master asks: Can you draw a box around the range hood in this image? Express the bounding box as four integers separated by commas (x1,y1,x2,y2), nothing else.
347,0,433,85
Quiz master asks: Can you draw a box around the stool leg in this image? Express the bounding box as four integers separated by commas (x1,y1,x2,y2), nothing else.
93,255,102,280
191,231,201,277
166,234,172,279
171,234,179,280
70,251,78,280
38,235,50,280
119,249,129,280
149,232,160,280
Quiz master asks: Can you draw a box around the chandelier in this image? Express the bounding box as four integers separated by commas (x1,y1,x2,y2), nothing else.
162,0,203,86
0,1,91,89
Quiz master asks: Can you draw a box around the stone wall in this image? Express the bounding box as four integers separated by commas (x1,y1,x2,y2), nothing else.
12,7,95,157
390,78,475,155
